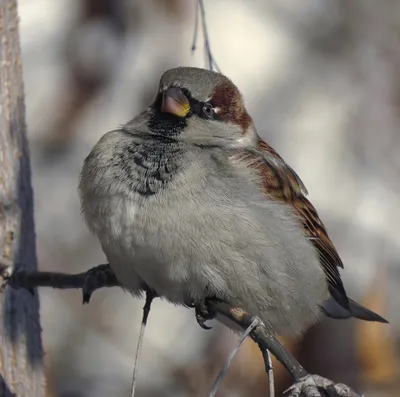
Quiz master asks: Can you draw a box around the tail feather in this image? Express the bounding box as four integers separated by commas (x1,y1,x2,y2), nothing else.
322,296,389,324
348,297,388,323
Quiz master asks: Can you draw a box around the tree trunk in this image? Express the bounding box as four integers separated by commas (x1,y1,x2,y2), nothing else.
0,1,45,396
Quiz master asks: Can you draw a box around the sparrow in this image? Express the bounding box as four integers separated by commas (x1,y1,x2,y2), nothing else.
79,67,387,337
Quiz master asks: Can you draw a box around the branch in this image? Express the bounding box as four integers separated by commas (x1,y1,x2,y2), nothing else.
191,0,221,72
0,0,45,395
0,265,362,397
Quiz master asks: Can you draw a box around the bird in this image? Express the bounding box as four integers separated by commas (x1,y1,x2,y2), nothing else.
79,66,388,337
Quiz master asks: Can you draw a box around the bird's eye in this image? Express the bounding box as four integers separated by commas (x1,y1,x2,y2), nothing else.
202,103,214,118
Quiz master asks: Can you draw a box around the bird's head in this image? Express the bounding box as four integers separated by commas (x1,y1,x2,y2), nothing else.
145,67,256,147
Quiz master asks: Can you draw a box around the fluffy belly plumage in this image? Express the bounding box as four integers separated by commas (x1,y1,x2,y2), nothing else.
97,196,207,303
88,188,327,336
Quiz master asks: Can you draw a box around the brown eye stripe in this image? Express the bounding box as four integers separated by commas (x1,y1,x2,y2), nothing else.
212,82,252,132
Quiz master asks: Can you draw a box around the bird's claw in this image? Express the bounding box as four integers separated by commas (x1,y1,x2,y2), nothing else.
194,300,216,330
196,316,212,330
82,264,117,304
284,375,361,397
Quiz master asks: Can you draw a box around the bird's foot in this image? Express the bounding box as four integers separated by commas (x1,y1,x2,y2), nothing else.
194,299,217,330
284,375,362,397
82,264,117,304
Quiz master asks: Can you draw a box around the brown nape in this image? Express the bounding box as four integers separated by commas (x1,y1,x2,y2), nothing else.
211,81,252,133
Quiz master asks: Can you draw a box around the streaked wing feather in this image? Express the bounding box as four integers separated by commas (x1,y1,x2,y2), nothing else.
236,137,348,306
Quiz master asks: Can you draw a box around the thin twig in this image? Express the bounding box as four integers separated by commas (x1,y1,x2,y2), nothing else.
208,317,262,397
210,302,307,381
199,0,213,70
130,290,154,397
263,349,275,397
196,0,221,72
191,0,199,52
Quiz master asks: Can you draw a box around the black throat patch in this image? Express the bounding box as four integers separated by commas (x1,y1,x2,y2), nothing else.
147,91,188,136
147,112,187,136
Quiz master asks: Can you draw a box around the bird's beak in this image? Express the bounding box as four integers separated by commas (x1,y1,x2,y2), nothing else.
161,87,190,117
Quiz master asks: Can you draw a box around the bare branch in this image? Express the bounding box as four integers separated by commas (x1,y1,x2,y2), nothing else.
1,266,363,397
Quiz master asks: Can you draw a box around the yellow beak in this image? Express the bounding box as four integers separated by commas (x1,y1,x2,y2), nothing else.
161,87,190,117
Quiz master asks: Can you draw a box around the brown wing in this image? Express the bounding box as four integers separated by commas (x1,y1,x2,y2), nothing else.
236,136,349,308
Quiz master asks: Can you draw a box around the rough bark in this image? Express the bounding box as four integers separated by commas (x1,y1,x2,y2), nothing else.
0,1,45,396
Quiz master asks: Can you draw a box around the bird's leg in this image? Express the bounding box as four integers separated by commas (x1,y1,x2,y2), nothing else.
194,298,217,330
82,264,118,304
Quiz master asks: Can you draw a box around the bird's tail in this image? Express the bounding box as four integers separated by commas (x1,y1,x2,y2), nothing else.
322,296,388,323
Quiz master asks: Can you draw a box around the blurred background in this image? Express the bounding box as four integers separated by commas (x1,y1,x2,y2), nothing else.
17,0,400,396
